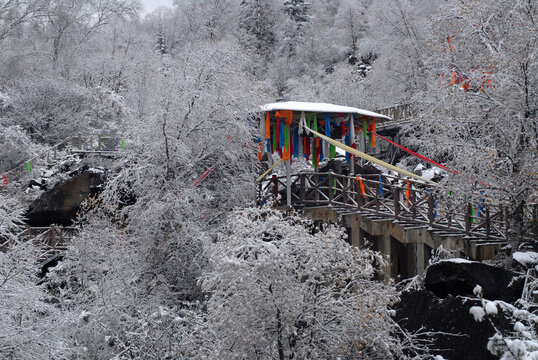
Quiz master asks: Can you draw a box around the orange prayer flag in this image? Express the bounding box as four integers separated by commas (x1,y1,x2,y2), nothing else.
406,178,411,204
265,112,271,139
275,110,293,126
357,176,366,199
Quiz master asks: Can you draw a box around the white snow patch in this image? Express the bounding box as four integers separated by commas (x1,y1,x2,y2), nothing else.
88,167,105,174
513,252,538,267
514,309,530,320
260,101,392,120
514,321,526,333
473,285,483,296
485,301,498,316
442,257,475,264
470,306,486,322
421,168,436,180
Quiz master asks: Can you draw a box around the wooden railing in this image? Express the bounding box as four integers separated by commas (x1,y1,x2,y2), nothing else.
260,172,537,242
16,226,78,262
375,104,415,130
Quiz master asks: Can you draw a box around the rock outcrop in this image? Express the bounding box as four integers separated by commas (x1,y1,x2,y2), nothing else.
394,260,524,359
26,167,105,226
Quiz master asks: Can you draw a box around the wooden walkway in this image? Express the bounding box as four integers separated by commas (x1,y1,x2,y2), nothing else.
260,172,537,245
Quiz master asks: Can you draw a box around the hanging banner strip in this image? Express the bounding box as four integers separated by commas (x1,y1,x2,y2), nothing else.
374,132,490,187
374,132,453,173
256,159,284,182
303,119,436,184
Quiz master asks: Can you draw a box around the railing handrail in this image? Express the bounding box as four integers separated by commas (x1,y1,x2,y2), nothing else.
260,171,537,242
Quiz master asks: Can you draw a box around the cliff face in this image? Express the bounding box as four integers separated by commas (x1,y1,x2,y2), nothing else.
394,260,524,360
26,168,104,226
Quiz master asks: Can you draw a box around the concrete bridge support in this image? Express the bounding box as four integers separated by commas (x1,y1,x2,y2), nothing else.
302,206,502,280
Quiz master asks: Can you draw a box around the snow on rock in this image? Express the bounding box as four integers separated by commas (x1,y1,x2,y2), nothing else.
484,300,498,316
513,251,538,267
470,306,486,322
443,258,475,264
514,309,530,320
474,285,483,296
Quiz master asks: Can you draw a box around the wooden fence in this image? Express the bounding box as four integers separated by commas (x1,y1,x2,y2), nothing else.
260,172,537,242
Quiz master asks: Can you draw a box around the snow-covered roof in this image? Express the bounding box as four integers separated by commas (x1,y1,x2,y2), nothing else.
260,101,392,121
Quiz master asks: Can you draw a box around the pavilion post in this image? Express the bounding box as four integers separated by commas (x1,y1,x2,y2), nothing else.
349,114,355,176
286,158,292,207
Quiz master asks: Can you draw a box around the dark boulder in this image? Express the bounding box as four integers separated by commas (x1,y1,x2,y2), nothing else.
26,168,105,226
395,260,523,359
395,288,500,360
425,260,524,303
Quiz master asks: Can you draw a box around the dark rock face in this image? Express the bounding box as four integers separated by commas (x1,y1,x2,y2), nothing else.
425,261,524,303
395,289,498,360
395,261,523,359
26,169,105,226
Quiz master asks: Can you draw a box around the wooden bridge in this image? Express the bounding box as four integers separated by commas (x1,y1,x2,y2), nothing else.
260,171,537,278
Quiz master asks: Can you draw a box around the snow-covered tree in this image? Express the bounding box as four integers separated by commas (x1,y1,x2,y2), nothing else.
0,194,68,359
407,0,537,243
201,207,409,359
238,0,279,74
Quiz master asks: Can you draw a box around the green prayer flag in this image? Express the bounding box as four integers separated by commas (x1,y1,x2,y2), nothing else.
121,139,125,149
333,178,337,195
313,113,318,138
284,124,289,151
25,161,31,173
330,145,336,159
470,206,474,224
362,119,368,139
272,124,277,151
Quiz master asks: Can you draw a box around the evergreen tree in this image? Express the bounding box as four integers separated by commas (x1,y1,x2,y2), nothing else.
239,0,278,72
282,0,311,24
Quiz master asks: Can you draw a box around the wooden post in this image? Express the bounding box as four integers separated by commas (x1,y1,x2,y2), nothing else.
98,134,102,151
349,115,355,176
505,205,510,235
411,189,416,219
78,134,82,150
286,159,291,207
314,174,319,203
485,206,490,238
532,204,538,242
50,225,56,249
466,203,472,236
375,179,380,212
342,176,348,205
394,187,400,220
300,173,306,204
356,181,363,209
428,194,435,227
328,172,333,205
272,174,278,199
